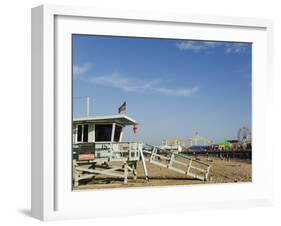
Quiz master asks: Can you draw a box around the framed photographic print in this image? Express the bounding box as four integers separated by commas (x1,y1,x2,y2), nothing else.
31,4,274,221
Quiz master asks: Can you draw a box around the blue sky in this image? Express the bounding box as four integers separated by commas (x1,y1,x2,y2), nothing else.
72,35,252,144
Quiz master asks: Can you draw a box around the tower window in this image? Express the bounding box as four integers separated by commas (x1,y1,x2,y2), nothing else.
76,124,89,142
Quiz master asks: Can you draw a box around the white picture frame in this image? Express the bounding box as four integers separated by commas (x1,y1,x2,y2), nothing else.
31,4,274,221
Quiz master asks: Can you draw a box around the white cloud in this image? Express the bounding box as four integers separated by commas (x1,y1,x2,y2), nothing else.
91,73,199,97
175,41,221,52
224,43,247,53
176,40,248,54
91,73,155,92
73,63,92,77
152,86,200,97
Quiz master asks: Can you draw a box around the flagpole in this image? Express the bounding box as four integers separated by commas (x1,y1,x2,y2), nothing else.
86,96,90,117
73,96,92,117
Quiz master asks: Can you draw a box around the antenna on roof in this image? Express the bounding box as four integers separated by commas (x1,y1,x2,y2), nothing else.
86,96,90,117
73,96,92,117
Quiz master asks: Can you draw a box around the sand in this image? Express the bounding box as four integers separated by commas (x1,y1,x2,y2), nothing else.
74,156,252,190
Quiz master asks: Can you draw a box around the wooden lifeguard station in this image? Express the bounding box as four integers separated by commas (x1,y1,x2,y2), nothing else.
72,114,148,187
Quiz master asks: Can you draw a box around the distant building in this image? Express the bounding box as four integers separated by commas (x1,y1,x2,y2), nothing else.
218,140,232,151
161,139,184,152
227,139,239,151
161,133,213,152
218,140,240,151
162,139,184,146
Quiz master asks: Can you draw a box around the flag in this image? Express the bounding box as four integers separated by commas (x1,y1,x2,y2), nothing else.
132,123,138,134
118,101,126,114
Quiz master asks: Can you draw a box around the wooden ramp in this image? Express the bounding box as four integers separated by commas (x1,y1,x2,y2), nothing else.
144,144,211,181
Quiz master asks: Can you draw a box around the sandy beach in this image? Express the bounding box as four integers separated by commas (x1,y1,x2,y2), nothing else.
73,156,252,190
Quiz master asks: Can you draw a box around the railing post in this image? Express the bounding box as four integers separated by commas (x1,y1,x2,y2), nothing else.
205,165,211,181
187,159,192,175
139,148,149,181
73,159,79,187
168,153,175,169
150,147,156,162
124,162,128,184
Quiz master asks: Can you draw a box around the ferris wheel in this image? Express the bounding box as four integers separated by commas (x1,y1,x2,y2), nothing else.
237,127,251,143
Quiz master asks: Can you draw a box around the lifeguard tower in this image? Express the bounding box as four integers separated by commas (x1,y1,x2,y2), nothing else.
72,114,148,187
